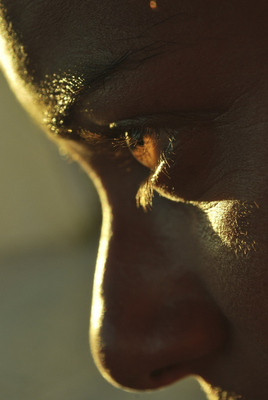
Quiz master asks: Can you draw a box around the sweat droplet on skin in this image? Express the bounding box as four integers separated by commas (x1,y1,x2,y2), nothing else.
150,1,157,9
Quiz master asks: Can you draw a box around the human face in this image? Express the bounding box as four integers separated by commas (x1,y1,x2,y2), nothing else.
1,0,268,399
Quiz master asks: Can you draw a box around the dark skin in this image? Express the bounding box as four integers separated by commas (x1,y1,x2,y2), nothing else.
1,0,268,398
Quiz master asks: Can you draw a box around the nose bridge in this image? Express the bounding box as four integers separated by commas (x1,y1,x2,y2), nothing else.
91,196,197,329
90,195,226,391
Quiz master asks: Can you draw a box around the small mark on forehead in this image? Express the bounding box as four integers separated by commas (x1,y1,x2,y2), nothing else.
150,1,157,9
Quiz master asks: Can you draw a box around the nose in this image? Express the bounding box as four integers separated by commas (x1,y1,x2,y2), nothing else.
90,194,227,391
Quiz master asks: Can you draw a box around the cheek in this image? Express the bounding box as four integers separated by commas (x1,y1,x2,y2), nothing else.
197,200,268,354
199,200,258,255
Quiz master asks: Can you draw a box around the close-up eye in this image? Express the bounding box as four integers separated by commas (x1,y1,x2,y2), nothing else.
125,128,174,170
108,123,176,170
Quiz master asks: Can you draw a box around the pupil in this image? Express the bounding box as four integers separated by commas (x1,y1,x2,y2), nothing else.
136,138,144,147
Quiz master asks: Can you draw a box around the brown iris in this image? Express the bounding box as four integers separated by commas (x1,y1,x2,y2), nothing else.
125,132,163,169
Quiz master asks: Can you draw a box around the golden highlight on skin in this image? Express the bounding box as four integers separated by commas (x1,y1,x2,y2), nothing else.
197,200,258,258
39,73,85,136
0,10,86,139
0,7,36,117
200,380,242,400
89,189,116,388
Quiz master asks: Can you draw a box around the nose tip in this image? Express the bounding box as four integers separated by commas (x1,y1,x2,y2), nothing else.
93,342,194,391
90,288,227,391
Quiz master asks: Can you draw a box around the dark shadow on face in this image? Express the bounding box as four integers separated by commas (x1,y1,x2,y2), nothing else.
64,136,268,400
1,1,268,399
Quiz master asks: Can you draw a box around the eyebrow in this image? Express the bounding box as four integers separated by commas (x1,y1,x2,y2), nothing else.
40,41,169,138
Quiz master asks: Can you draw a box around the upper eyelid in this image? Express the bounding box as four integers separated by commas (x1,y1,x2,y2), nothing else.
94,116,154,135
80,110,212,138
85,114,182,139
68,109,219,145
76,117,157,142
73,119,182,158
60,108,223,142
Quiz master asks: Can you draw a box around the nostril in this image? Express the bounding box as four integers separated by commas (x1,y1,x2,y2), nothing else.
149,363,192,388
151,364,179,379
91,271,228,391
91,307,227,391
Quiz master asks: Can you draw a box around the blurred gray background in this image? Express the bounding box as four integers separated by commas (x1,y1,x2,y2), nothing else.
0,70,207,400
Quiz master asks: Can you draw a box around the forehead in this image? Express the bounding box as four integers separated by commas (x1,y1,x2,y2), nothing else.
1,0,264,76
1,0,268,128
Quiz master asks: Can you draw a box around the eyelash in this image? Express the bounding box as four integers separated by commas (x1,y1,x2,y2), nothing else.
79,123,175,157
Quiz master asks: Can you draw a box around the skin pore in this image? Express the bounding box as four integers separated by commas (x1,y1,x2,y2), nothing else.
1,0,268,399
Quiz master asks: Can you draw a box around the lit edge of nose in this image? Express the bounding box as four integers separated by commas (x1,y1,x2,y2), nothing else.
87,176,227,392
